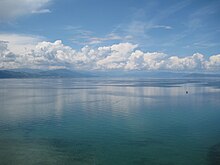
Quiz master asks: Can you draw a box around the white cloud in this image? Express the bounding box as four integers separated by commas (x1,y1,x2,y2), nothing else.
68,27,133,45
0,33,44,54
204,54,220,70
0,39,220,71
31,9,51,14
165,53,205,70
125,51,167,70
0,0,51,21
86,34,133,45
151,25,173,30
0,41,17,69
96,43,138,69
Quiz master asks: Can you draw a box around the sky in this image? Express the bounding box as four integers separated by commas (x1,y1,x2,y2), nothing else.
0,0,220,72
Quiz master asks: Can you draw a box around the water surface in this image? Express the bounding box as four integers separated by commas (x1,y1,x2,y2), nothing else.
0,78,220,165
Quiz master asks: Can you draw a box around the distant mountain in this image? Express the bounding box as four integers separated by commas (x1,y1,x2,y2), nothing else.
38,69,93,78
1,69,220,79
0,69,94,78
185,73,220,78
9,68,45,74
0,70,33,78
94,71,188,78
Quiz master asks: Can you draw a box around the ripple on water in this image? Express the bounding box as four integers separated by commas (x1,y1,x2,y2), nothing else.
208,143,220,165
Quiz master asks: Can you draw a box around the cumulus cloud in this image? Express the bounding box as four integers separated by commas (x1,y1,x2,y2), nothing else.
0,41,17,68
0,33,44,54
165,53,205,70
0,0,51,21
125,51,167,70
96,43,138,69
0,39,220,71
204,54,220,70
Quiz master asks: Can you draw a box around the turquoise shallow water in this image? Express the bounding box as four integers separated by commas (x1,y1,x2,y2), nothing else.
0,78,220,165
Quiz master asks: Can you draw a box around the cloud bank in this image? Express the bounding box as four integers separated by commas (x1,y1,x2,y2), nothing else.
0,0,51,21
0,39,220,71
0,33,44,54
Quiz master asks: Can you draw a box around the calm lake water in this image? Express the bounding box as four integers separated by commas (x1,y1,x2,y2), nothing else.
0,78,220,165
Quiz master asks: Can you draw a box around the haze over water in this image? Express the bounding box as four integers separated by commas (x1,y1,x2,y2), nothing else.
0,78,220,165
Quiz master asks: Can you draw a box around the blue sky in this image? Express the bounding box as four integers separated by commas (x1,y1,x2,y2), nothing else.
0,0,220,71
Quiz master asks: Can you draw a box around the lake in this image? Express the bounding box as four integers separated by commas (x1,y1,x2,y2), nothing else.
0,78,220,165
